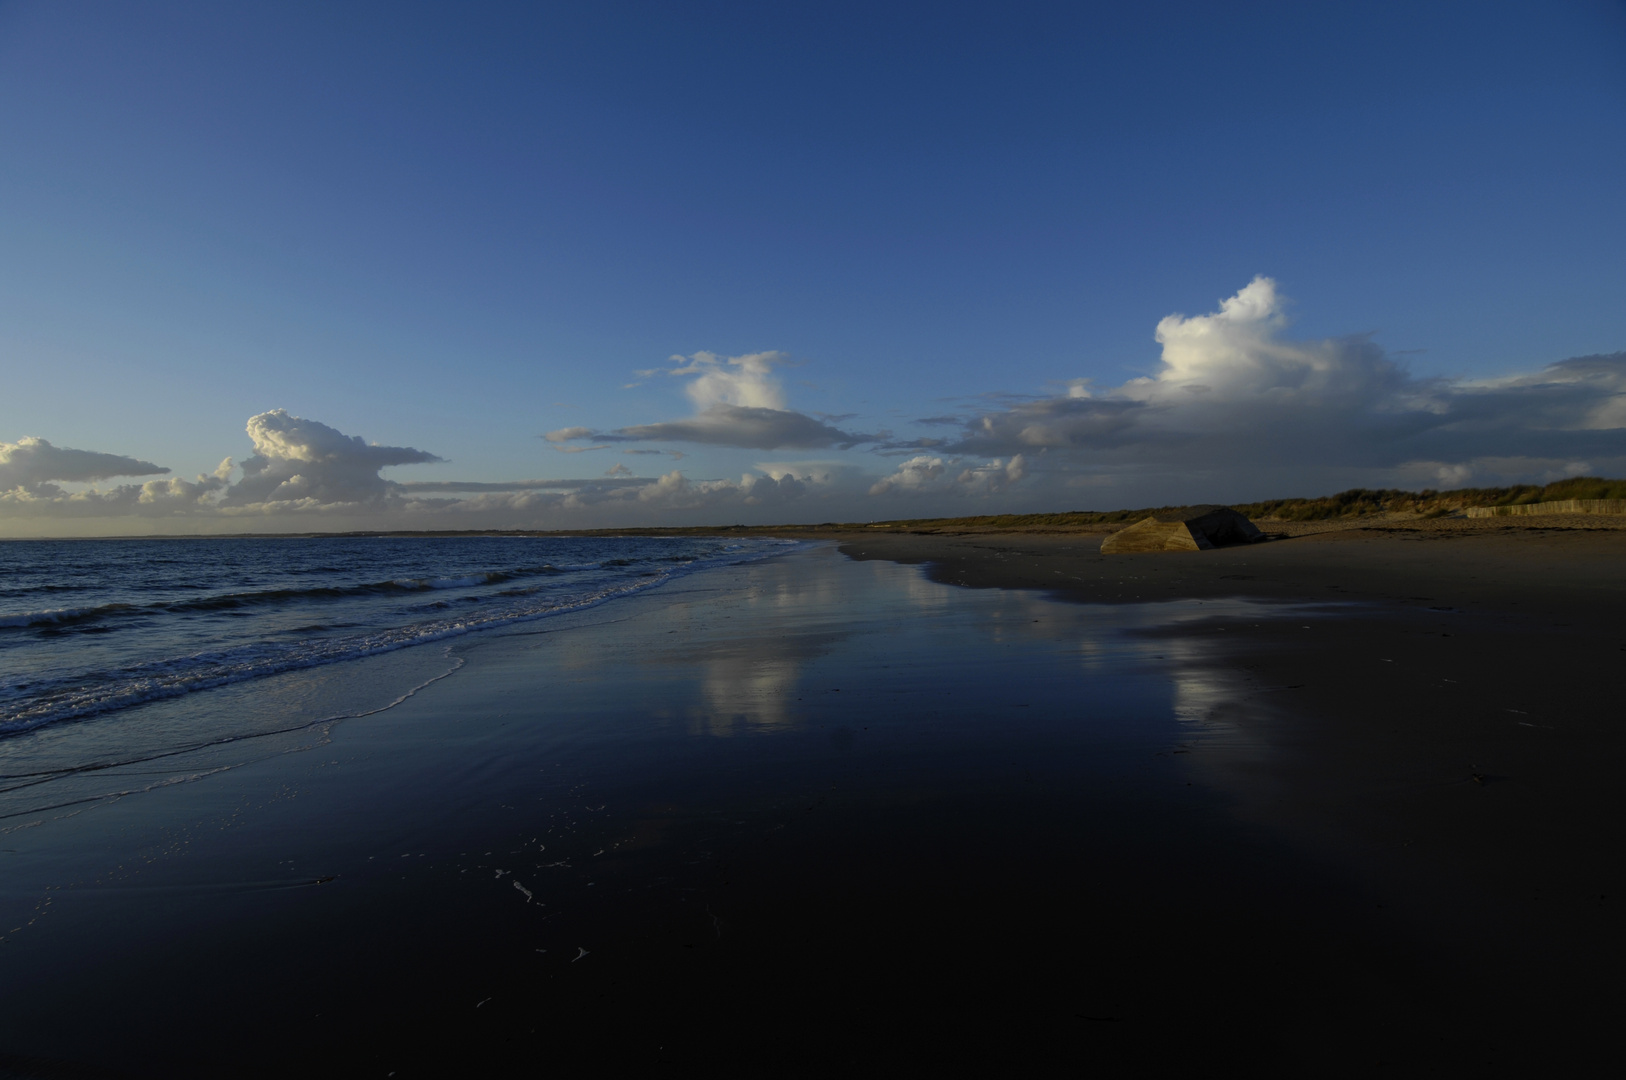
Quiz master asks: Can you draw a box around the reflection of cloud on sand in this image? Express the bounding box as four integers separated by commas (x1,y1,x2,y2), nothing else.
1148,605,1342,790
1168,664,1280,780
1170,656,1234,730
689,651,802,736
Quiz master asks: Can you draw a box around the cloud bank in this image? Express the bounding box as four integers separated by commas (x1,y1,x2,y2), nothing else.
0,408,845,533
0,411,444,526
0,437,168,490
925,277,1626,491
5,280,1623,533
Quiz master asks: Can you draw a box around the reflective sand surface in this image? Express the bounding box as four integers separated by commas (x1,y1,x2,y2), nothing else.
0,546,1493,1074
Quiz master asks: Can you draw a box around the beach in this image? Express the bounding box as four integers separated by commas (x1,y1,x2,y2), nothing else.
2,525,1623,1075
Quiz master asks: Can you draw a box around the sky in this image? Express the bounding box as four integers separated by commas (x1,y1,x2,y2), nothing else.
3,0,1625,535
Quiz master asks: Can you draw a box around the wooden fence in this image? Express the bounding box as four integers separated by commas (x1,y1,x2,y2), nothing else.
1465,499,1626,518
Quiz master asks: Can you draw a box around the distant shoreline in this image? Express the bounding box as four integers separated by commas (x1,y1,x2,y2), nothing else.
6,507,1626,543
11,475,1625,542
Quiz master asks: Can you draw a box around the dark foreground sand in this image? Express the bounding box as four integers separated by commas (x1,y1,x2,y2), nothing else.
1,525,1622,1076
843,524,1626,1058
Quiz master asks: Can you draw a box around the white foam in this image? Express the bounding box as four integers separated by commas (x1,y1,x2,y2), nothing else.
0,604,127,628
0,538,804,736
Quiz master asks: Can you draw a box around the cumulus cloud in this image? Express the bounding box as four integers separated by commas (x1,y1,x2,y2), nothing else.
672,350,789,411
867,453,1026,497
1,409,848,533
0,436,238,521
755,460,870,487
926,277,1626,488
548,351,879,451
737,471,807,506
10,283,1624,532
0,473,230,517
0,437,168,489
614,469,811,510
1,411,446,525
223,410,442,508
0,469,234,521
869,455,946,495
955,454,1026,494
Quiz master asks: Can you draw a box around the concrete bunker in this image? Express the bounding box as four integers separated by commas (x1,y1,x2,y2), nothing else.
1099,506,1264,554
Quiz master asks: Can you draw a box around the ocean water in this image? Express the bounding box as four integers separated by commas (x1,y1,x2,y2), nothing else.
0,534,793,823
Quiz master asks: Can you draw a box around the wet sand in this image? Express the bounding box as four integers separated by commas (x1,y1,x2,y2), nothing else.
1,530,1623,1074
840,523,1626,1062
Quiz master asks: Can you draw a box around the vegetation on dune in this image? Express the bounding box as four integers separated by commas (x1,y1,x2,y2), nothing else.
766,475,1626,532
1232,476,1626,521
851,509,1150,531
304,476,1626,538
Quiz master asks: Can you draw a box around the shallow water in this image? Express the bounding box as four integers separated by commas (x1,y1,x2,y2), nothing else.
0,534,792,736
0,535,791,824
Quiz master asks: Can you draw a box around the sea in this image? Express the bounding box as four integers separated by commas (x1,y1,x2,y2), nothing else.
0,534,794,823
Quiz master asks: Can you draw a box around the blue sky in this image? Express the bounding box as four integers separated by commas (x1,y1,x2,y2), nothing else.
3,0,1625,534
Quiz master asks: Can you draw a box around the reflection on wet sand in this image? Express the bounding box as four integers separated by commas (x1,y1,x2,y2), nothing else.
688,650,803,735
0,543,1446,1075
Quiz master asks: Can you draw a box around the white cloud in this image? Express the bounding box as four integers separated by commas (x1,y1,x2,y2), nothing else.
0,412,823,530
867,453,1027,497
0,472,230,518
755,460,868,487
223,410,443,508
670,350,788,411
610,404,868,450
550,351,879,451
955,454,1026,494
925,277,1626,491
869,455,946,495
1,411,443,525
0,437,167,489
620,469,807,510
9,280,1625,533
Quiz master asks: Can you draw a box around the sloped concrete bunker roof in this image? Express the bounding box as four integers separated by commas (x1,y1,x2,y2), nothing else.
1099,506,1263,553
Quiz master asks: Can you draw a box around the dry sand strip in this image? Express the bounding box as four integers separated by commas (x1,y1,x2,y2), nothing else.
830,521,1626,1046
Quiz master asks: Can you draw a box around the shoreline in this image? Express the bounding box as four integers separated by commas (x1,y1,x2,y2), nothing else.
5,506,1625,543
2,532,1623,1072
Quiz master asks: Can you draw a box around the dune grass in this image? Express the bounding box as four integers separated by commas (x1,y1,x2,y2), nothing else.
1232,476,1626,521
720,475,1626,533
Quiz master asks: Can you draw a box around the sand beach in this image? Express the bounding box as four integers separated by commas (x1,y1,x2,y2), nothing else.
1,521,1623,1075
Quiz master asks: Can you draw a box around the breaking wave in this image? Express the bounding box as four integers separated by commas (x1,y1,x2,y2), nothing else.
0,536,796,737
